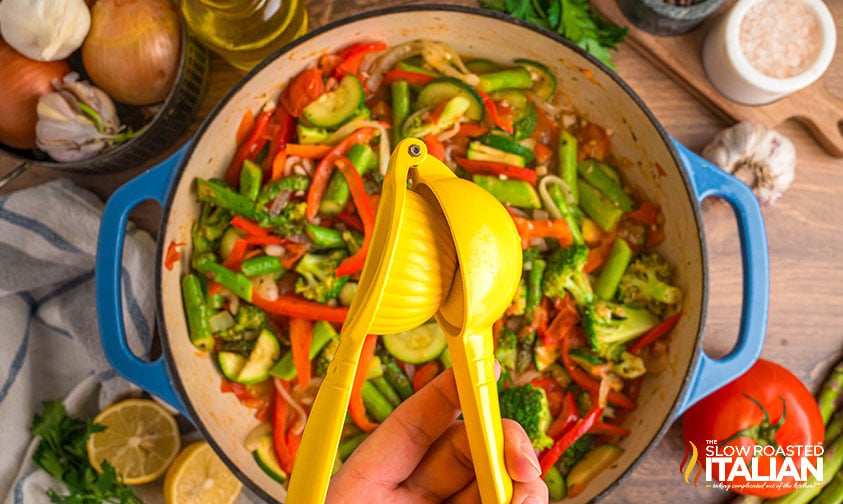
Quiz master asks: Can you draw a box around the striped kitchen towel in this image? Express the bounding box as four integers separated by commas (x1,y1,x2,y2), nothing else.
0,179,156,503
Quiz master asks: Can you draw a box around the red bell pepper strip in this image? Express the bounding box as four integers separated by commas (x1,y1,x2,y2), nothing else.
455,157,538,185
207,280,224,298
225,104,275,187
305,127,378,221
423,133,446,162
476,87,514,135
454,123,489,138
539,407,604,477
546,392,579,440
588,421,631,438
164,241,184,271
626,201,660,226
509,214,573,249
279,242,308,270
335,211,364,233
286,143,333,158
243,235,288,246
290,317,313,389
281,66,324,117
286,428,302,461
230,216,269,237
335,42,387,78
628,310,683,355
221,239,248,270
562,331,635,410
252,292,349,323
263,106,296,172
413,361,442,392
534,142,553,164
350,335,379,433
333,157,374,277
381,69,435,88
236,109,256,146
272,381,295,474
271,150,287,182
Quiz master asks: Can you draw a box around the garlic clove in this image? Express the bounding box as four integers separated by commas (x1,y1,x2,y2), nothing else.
702,121,796,206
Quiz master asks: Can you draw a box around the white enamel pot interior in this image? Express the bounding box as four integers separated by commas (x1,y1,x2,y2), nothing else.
156,6,707,503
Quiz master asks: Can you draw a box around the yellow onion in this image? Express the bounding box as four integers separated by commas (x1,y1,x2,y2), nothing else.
82,0,181,106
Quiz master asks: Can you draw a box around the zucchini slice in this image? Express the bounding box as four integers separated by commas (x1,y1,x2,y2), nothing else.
218,351,247,382
465,58,501,74
236,329,282,384
417,77,484,121
382,322,447,365
467,141,527,167
477,134,536,164
515,59,557,101
253,434,287,484
302,74,365,128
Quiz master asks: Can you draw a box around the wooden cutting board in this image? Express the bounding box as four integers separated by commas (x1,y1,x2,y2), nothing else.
590,0,843,157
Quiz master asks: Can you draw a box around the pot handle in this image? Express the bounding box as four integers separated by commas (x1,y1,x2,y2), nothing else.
95,144,190,418
672,139,769,417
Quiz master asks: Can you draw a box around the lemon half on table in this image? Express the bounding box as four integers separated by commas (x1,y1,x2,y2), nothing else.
86,398,182,485
164,441,243,504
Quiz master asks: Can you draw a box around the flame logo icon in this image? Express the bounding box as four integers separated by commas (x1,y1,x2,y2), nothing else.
679,441,704,486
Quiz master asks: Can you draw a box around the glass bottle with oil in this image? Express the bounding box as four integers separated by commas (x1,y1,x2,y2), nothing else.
181,0,308,71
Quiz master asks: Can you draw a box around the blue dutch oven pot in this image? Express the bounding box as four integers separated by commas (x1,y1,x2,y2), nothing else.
95,6,769,503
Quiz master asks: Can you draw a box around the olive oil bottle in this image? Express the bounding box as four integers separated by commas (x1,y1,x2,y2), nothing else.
181,0,308,71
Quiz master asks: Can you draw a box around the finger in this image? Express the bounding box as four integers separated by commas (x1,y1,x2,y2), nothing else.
444,480,481,504
512,477,550,504
502,419,542,482
402,422,476,500
340,366,462,486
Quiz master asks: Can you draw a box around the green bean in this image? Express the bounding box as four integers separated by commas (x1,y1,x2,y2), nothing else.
240,255,284,278
548,183,584,245
371,376,402,407
594,238,633,301
578,160,635,212
239,159,263,201
379,353,414,400
362,380,393,422
391,80,411,142
320,142,376,216
558,130,579,205
526,258,546,316
338,433,368,461
578,179,624,232
181,274,214,352
194,254,253,302
305,223,347,249
196,178,258,219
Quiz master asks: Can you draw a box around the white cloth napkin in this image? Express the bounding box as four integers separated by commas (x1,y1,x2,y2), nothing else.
0,179,259,504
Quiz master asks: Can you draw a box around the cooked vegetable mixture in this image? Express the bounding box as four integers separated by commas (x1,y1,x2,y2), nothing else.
182,39,683,499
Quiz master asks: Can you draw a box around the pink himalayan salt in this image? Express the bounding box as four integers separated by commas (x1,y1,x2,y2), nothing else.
739,0,823,79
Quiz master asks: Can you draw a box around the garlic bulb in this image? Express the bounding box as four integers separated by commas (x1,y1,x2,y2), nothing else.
0,0,91,61
35,73,131,162
702,122,796,206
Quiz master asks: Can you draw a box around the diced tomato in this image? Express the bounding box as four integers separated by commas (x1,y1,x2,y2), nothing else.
280,66,324,117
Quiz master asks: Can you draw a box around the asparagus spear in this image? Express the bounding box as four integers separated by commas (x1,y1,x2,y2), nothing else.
813,471,843,504
819,359,843,425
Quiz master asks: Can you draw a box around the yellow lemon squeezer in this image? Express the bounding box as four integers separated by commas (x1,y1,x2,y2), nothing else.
285,138,523,504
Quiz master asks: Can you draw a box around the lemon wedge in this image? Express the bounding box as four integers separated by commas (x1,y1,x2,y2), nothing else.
164,441,242,504
86,398,181,485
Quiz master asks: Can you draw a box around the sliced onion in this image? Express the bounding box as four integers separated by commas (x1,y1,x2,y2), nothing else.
404,363,416,383
533,209,549,221
243,422,272,451
528,92,564,118
513,369,542,387
274,378,308,435
264,244,285,257
208,311,235,333
436,119,463,142
269,189,292,216
228,296,240,316
252,273,279,302
362,40,427,92
420,40,479,86
538,175,576,220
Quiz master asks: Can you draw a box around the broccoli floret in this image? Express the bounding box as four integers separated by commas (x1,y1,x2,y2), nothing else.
294,250,350,303
499,384,554,450
522,246,542,270
556,434,594,476
315,337,340,377
256,201,307,236
495,327,518,372
217,304,267,341
192,204,231,254
618,253,682,317
218,339,256,356
542,244,594,307
582,301,660,361
256,175,311,208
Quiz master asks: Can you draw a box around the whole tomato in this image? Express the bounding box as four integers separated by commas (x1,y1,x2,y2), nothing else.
682,359,824,498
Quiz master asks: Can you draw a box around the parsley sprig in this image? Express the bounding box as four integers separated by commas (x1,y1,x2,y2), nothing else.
479,0,628,70
30,400,141,504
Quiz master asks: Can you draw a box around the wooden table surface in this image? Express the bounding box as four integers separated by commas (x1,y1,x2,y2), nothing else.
3,1,841,502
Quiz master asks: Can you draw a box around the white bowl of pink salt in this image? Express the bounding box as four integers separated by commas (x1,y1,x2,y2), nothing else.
702,0,836,105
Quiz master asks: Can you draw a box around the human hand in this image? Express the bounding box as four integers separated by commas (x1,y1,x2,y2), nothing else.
327,366,548,503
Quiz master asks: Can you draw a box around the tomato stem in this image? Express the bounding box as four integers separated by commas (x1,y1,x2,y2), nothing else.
718,394,786,450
